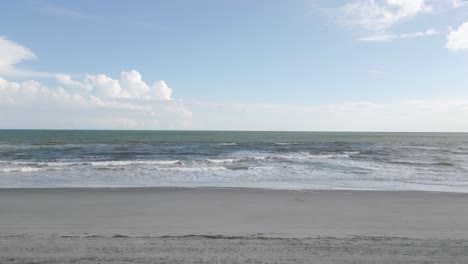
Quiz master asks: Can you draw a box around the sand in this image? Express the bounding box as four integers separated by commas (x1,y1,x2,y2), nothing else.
1,188,468,263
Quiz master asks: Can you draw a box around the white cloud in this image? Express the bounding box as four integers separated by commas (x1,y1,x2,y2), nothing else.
0,72,191,129
339,0,432,31
0,36,54,77
56,70,174,100
0,37,34,75
117,70,173,100
446,21,468,51
0,36,188,129
55,74,91,91
0,37,35,68
85,74,128,99
360,28,440,42
334,1,445,43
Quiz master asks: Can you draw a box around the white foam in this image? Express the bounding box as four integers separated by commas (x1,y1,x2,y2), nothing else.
157,166,227,172
0,167,46,172
1,151,466,193
89,160,180,166
206,158,237,163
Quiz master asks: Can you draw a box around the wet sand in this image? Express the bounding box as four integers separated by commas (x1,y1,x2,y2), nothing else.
1,188,468,263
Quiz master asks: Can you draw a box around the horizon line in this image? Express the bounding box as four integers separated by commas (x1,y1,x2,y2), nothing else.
0,129,467,133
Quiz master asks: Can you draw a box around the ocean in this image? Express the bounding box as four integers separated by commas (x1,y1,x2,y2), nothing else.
0,130,467,192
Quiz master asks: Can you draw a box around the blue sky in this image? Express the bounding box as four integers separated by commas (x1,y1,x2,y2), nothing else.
1,0,468,131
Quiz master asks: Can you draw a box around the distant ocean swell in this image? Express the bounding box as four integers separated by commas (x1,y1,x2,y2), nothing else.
0,130,468,192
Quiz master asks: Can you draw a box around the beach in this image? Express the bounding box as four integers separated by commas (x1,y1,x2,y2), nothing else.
1,187,468,263
2,0,468,261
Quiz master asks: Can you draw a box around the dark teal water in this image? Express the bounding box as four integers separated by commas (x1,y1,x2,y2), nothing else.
1,130,468,191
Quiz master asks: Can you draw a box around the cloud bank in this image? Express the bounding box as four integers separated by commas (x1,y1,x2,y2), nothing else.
0,72,191,129
0,36,191,129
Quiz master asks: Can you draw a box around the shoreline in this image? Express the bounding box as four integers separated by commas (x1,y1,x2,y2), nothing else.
1,185,468,194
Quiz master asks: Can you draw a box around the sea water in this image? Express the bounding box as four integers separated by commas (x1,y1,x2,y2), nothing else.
0,130,467,192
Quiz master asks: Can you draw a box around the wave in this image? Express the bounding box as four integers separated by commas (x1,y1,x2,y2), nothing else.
105,153,340,171
389,160,456,167
95,167,126,171
1,160,181,167
218,143,238,146
226,166,250,171
0,152,354,174
32,141,65,146
210,152,354,163
436,162,456,166
343,151,361,155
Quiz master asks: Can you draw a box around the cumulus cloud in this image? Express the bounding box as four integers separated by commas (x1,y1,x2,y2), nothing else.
360,28,440,42
446,21,468,51
55,74,91,91
338,0,432,31
0,71,191,129
0,36,189,129
56,70,174,100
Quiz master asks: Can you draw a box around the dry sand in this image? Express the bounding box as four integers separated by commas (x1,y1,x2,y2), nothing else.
1,188,468,263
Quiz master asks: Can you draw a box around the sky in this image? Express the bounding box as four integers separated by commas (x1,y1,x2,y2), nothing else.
1,0,468,131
